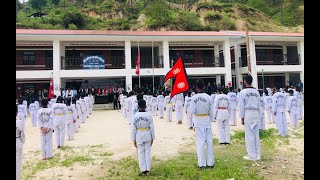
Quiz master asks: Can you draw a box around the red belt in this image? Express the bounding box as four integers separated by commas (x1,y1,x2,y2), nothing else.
218,107,227,109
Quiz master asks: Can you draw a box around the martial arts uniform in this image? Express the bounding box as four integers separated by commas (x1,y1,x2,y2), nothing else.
80,98,87,123
121,95,127,118
147,96,153,112
157,95,165,118
294,91,303,120
272,91,288,137
131,110,155,173
151,97,158,116
184,96,193,128
125,96,133,123
264,95,274,124
239,87,261,160
259,96,266,130
227,92,237,126
16,118,25,180
173,93,184,123
84,96,90,118
29,102,39,127
287,96,299,127
75,99,82,132
213,94,231,144
51,102,67,147
164,96,173,122
190,92,214,167
66,104,76,140
17,104,27,128
23,100,27,108
37,107,54,159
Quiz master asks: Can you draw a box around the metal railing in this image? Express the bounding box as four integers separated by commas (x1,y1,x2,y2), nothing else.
16,57,53,71
170,56,224,68
131,55,164,69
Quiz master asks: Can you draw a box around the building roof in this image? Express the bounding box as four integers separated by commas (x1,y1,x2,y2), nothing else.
16,29,304,38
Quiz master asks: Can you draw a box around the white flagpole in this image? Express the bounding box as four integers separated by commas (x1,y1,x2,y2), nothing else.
152,41,154,94
138,41,141,88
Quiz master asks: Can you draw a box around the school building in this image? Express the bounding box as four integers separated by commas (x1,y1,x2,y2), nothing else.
16,29,304,99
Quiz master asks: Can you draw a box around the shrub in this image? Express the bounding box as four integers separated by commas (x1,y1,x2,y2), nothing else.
205,12,222,22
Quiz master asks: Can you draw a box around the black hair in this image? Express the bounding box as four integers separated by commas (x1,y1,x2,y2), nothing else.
187,91,192,97
264,89,268,96
18,98,23,105
136,88,142,94
288,89,294,95
53,95,57,98
137,94,143,100
228,87,233,91
196,79,204,90
56,96,63,103
31,99,35,103
258,90,263,96
16,104,18,115
66,98,71,106
128,91,133,97
243,75,253,85
41,98,48,108
138,99,146,109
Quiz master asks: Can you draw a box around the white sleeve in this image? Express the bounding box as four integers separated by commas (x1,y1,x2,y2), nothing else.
190,98,196,115
130,116,136,141
209,97,214,121
239,92,245,119
213,96,219,119
149,115,155,140
257,93,261,116
272,95,276,113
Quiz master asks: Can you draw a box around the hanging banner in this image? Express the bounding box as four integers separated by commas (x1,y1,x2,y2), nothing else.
83,55,105,69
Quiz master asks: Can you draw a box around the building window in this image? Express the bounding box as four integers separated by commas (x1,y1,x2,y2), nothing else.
23,51,35,65
184,50,194,63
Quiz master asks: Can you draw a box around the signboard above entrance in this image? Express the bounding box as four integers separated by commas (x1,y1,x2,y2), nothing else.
83,55,105,69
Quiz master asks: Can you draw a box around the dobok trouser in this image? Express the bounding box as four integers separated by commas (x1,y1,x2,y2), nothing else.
137,141,152,172
244,110,261,160
195,127,214,167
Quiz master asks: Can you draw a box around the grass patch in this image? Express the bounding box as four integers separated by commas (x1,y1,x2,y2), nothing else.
100,152,113,157
90,144,104,148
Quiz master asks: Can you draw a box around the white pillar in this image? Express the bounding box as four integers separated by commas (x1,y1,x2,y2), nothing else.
125,40,132,92
283,45,287,64
214,45,219,67
163,40,170,71
234,43,241,89
216,75,221,85
298,41,304,91
223,39,232,87
53,40,64,96
285,72,290,86
249,38,258,88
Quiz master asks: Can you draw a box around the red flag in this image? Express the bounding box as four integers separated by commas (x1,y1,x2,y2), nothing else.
163,57,189,98
49,79,54,99
135,51,140,75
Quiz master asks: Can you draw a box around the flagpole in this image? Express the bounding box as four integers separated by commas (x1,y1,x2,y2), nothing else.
245,21,251,75
138,41,141,88
262,68,265,90
152,41,154,94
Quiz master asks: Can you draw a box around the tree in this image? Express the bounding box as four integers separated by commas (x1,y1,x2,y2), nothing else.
29,0,48,13
52,0,61,5
145,0,171,29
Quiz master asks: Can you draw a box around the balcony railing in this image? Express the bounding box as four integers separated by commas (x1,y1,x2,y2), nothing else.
16,57,53,71
170,56,224,68
62,56,125,70
131,56,164,69
256,61,300,65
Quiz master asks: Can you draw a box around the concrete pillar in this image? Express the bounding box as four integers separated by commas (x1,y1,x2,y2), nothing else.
283,44,287,64
163,40,170,71
298,41,304,91
125,40,132,92
53,40,64,95
234,43,241,89
249,38,258,88
285,72,290,86
214,45,219,67
223,39,232,87
216,75,221,85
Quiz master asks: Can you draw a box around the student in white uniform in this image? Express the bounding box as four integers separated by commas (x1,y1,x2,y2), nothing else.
23,99,27,108
75,95,82,132
190,80,214,168
29,99,39,127
51,96,67,148
37,98,54,160
264,91,274,124
164,93,173,122
147,94,153,112
184,92,193,129
151,94,158,116
173,93,184,124
214,88,231,144
157,92,165,118
294,86,303,120
210,91,217,105
17,99,27,128
239,75,261,161
84,94,91,118
35,100,40,110
132,94,149,116
121,92,128,118
287,90,299,127
65,98,76,141
227,87,237,126
16,105,25,180
80,95,87,123
49,95,57,108
272,87,288,137
236,89,241,110
131,100,155,176
258,90,266,130
125,92,133,123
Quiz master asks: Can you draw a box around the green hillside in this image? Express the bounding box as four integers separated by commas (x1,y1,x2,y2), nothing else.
16,0,304,32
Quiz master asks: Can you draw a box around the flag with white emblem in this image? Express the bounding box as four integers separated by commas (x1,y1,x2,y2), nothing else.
163,57,189,99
